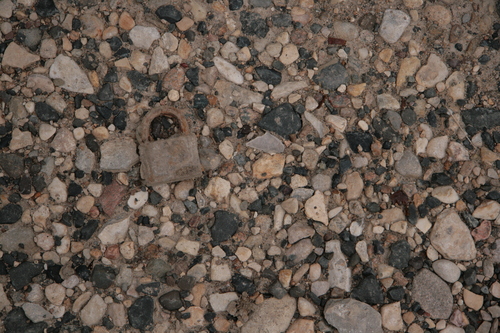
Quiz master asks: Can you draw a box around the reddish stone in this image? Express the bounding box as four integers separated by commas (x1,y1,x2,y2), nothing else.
290,29,308,45
104,244,121,259
98,180,127,216
89,206,100,218
328,37,346,46
471,220,491,241
162,67,185,91
449,309,469,327
328,94,350,108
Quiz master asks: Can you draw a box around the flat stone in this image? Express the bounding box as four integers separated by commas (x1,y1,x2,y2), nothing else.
304,191,328,225
2,42,40,69
214,57,243,85
396,57,421,87
324,298,383,333
427,136,449,159
412,269,453,319
346,172,363,200
252,153,285,179
279,44,299,65
471,220,491,241
9,262,44,290
328,240,351,292
128,296,154,330
241,296,296,333
129,26,160,49
100,138,139,172
0,0,13,18
432,186,459,204
22,303,53,323
313,62,349,90
0,154,24,178
463,289,483,311
379,9,410,44
98,215,130,245
461,108,500,131
432,260,461,283
285,239,314,265
246,132,285,154
271,81,308,100
395,150,422,178
48,177,67,203
377,94,400,110
51,128,76,153
75,146,95,173
211,210,239,243
333,21,359,40
49,54,93,94
416,54,449,88
0,226,36,253
9,129,33,151
381,302,404,331
209,292,239,312
430,209,476,260
258,103,302,138
425,4,452,27
81,294,107,327
149,47,169,75
473,201,500,220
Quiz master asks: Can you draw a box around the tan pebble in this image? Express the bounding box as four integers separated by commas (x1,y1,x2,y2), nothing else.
102,26,118,39
93,126,109,140
88,71,100,88
176,17,194,31
119,12,135,30
347,83,366,97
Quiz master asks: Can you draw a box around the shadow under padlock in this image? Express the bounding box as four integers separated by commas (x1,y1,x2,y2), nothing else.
137,107,203,186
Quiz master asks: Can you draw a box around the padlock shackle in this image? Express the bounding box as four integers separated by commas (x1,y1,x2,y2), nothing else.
137,107,190,144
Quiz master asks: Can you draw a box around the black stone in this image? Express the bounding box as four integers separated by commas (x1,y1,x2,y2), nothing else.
389,240,411,269
367,202,381,213
193,94,209,109
156,5,183,23
462,189,476,205
159,290,183,311
462,108,500,132
68,182,82,197
5,307,48,333
0,204,22,224
289,286,305,298
76,265,91,281
113,111,127,131
351,275,384,305
136,282,161,296
107,37,122,51
185,67,199,86
127,71,152,91
0,154,24,178
79,220,99,240
232,273,256,295
425,196,441,209
9,262,44,290
178,275,197,291
463,268,476,286
35,0,59,17
462,212,479,228
431,173,453,186
236,36,251,48
387,286,406,301
240,11,269,38
91,264,116,289
35,102,60,122
17,29,42,51
401,108,417,126
313,63,349,90
229,0,244,10
211,210,239,243
255,66,282,85
128,296,154,330
271,13,292,27
345,131,373,152
98,83,114,101
45,264,63,283
269,281,287,299
19,176,31,195
258,103,302,138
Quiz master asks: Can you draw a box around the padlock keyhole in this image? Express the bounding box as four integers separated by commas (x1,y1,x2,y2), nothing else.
150,115,179,140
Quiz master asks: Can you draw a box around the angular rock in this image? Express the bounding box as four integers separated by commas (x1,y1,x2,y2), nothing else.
0,203,22,224
395,150,422,178
461,108,500,130
389,240,411,269
351,275,384,305
381,302,403,331
255,66,281,85
35,102,60,122
415,54,449,88
432,186,459,204
0,154,24,178
285,239,314,265
241,296,296,333
129,26,160,50
49,55,94,94
324,298,383,333
240,11,269,38
379,9,410,44
128,296,154,330
212,210,239,243
252,153,285,179
22,303,53,323
304,191,328,225
472,200,500,220
271,81,308,100
2,42,40,69
214,57,244,85
35,0,59,17
432,259,461,283
80,294,107,327
258,103,302,138
328,240,351,292
9,262,44,290
430,209,476,261
313,63,349,90
98,215,130,245
345,172,363,200
100,138,139,172
412,269,453,319
246,132,285,154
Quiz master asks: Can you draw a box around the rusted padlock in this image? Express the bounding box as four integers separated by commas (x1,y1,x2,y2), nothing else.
137,107,202,186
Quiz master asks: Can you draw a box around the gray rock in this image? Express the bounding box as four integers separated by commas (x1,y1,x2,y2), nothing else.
80,294,107,326
412,269,453,319
75,146,95,173
246,132,285,154
22,303,53,323
430,209,476,261
328,240,351,292
100,138,139,172
17,28,42,50
394,150,422,178
379,9,410,43
432,259,461,283
49,54,94,94
2,42,40,69
129,26,160,49
0,153,24,178
324,298,383,333
285,239,314,265
0,226,37,254
313,63,349,90
311,174,332,192
241,295,296,333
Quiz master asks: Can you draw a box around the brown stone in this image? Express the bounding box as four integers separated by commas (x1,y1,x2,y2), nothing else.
98,180,127,216
119,12,135,30
471,220,491,241
252,154,285,179
290,29,308,45
104,244,120,259
162,67,185,91
287,319,314,333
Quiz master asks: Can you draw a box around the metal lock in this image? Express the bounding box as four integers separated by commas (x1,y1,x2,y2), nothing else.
137,107,203,186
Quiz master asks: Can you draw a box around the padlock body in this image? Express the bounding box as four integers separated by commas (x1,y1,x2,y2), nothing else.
139,134,202,185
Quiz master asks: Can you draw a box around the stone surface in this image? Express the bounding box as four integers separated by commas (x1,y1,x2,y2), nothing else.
432,260,461,283
214,56,244,85
80,294,107,327
49,55,94,94
379,9,410,44
324,298,383,333
416,54,449,88
430,209,476,261
304,191,328,225
395,150,422,178
241,296,296,333
412,269,453,319
2,42,40,68
100,138,139,172
129,26,160,49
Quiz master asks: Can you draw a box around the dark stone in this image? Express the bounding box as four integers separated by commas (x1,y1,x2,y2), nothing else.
461,108,500,132
345,131,373,152
19,176,31,195
258,103,302,138
159,290,183,311
127,71,152,91
68,182,82,197
240,12,269,38
366,202,380,213
79,220,99,240
0,204,22,224
107,37,122,51
351,275,384,305
462,212,479,228
211,210,239,243
462,189,476,205
128,296,154,330
98,83,114,101
387,286,406,301
178,275,197,291
113,111,127,130
431,173,453,186
401,108,417,126
229,0,244,10
91,264,116,289
463,268,476,286
271,13,292,27
4,307,48,333
389,240,411,269
255,66,282,85
0,154,24,178
156,5,182,23
193,94,209,109
35,0,59,17
269,281,287,299
17,29,42,51
76,265,91,281
35,102,60,122
358,13,377,31
9,262,44,290
289,286,306,298
45,264,63,283
136,282,161,296
232,273,256,295
313,63,349,90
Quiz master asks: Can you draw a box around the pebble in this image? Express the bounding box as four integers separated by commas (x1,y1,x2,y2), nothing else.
304,191,328,225
258,104,302,137
432,260,461,283
80,294,107,327
463,289,483,311
241,295,296,333
313,63,349,90
100,138,139,172
432,186,459,204
2,42,40,69
128,296,154,330
473,201,500,220
129,26,160,50
45,283,65,305
271,81,309,100
381,302,404,331
379,9,410,44
324,298,383,333
412,269,453,319
416,54,449,88
395,150,422,178
214,56,244,84
98,215,130,245
209,292,239,312
22,303,53,323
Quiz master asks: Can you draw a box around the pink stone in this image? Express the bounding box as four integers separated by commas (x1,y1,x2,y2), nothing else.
471,220,491,241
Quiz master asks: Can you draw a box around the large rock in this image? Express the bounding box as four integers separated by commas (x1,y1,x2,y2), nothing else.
313,62,349,90
415,54,449,88
394,150,422,178
324,298,383,333
461,108,500,130
379,9,410,43
80,294,107,327
49,54,94,94
258,103,302,138
327,240,351,291
98,215,130,245
100,138,139,172
2,42,40,69
412,269,453,319
430,209,476,261
241,296,296,333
